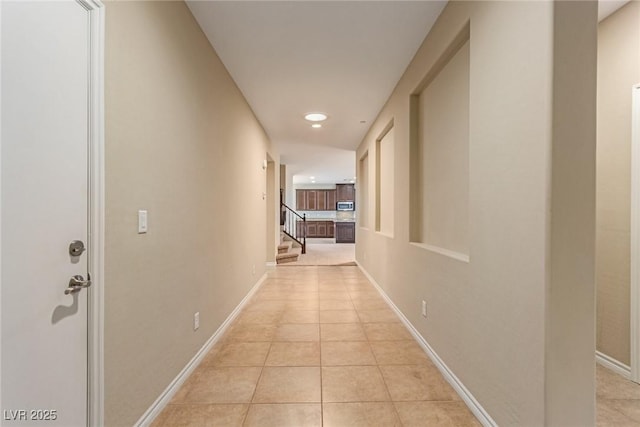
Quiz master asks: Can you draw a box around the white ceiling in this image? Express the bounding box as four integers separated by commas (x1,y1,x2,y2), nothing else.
187,0,446,183
598,0,630,21
278,142,355,184
187,0,627,184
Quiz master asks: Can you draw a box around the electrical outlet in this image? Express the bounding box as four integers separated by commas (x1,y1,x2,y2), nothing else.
194,312,200,331
252,264,256,275
421,300,427,318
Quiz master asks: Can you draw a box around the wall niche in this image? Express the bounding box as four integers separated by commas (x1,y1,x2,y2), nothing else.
410,25,470,260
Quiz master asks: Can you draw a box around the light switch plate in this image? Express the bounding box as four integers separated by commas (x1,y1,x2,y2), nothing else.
138,210,148,234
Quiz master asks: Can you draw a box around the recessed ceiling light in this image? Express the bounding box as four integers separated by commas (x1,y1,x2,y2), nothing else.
305,113,327,122
311,123,322,129
310,176,315,179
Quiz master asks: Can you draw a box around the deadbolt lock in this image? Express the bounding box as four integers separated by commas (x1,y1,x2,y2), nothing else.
69,240,86,257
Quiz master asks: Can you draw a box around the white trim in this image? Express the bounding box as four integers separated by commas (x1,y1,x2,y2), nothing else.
596,351,631,379
134,273,268,427
631,83,640,383
357,262,497,427
409,242,470,263
78,1,106,425
266,261,277,269
0,0,4,418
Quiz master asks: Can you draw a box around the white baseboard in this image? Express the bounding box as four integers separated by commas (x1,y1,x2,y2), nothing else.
134,273,268,427
596,350,631,379
356,262,497,427
266,261,277,269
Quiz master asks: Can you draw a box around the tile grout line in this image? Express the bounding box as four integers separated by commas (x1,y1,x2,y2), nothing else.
238,298,279,426
354,270,404,425
317,268,325,427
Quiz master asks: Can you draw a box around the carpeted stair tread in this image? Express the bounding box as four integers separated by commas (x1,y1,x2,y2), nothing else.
276,252,298,260
276,251,299,264
278,242,292,254
276,246,302,264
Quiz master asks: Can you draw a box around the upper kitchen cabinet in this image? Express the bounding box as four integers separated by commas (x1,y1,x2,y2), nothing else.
306,190,318,210
336,184,355,202
296,190,307,211
296,189,337,211
326,190,336,210
316,191,327,211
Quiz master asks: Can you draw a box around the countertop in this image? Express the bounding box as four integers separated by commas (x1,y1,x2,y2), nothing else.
302,218,355,223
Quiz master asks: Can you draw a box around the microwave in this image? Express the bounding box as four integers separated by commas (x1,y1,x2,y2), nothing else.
337,201,354,211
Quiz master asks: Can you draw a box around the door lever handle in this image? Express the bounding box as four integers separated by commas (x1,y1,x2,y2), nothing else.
64,274,92,295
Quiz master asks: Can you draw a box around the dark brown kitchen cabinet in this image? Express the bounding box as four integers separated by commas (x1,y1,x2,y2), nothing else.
306,191,317,210
336,184,355,202
326,190,336,210
296,190,306,211
296,220,335,238
295,189,337,211
306,222,317,237
335,221,355,243
316,191,327,211
317,222,327,236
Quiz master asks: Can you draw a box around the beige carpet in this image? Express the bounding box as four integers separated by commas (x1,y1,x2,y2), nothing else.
281,239,355,266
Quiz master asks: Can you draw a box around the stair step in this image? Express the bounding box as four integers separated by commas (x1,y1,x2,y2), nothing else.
278,242,292,254
280,232,303,248
276,251,299,264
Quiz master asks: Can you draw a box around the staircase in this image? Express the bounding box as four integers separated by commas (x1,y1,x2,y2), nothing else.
277,191,306,264
276,231,302,264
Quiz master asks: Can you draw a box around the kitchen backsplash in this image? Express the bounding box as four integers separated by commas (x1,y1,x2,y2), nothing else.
336,211,356,220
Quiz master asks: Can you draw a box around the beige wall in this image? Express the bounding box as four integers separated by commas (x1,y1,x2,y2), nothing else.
104,2,277,425
279,164,286,194
356,1,597,425
358,153,369,228
596,1,640,367
267,158,277,263
417,39,469,256
377,127,395,236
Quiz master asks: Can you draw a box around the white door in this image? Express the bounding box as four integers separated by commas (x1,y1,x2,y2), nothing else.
2,1,93,425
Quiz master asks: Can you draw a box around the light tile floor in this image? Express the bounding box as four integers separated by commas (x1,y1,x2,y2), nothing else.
151,265,640,426
151,266,480,426
597,364,640,426
284,240,356,266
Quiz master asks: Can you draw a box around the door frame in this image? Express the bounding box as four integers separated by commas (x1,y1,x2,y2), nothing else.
631,83,640,382
0,0,106,424
84,0,105,424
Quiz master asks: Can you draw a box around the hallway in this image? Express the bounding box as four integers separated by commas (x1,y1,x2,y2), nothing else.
151,266,480,426
1,1,627,424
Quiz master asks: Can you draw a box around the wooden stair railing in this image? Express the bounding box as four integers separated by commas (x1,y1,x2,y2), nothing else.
281,200,306,254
